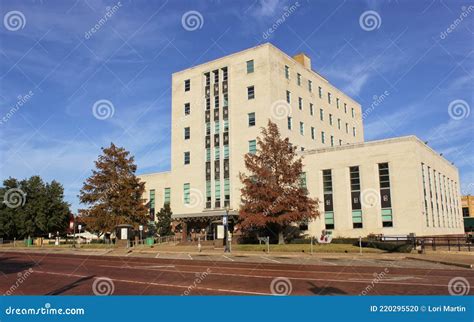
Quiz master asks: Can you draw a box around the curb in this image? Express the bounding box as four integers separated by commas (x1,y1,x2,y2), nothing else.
406,256,473,269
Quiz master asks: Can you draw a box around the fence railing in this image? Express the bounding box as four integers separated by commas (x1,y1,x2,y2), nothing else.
377,236,472,252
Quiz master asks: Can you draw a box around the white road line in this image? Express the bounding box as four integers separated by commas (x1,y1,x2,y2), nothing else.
155,253,160,258
32,270,268,295
261,256,281,263
222,255,234,262
187,254,193,260
32,269,458,289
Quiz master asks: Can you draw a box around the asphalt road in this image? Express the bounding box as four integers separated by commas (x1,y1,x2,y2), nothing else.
0,251,472,295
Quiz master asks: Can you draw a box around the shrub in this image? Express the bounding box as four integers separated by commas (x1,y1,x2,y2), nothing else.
355,240,413,253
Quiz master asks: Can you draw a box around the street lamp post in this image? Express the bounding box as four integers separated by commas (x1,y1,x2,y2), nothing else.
139,225,144,245
223,207,230,253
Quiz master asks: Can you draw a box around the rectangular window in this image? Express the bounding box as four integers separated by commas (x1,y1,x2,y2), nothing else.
223,120,229,132
223,145,229,159
300,122,304,135
310,103,314,116
183,183,190,204
285,65,290,79
223,94,228,107
298,97,303,110
215,122,220,133
248,140,257,154
215,147,220,160
339,139,342,146
286,90,291,103
337,118,341,130
320,108,324,121
324,212,335,230
149,189,155,210
222,67,228,81
214,95,219,109
206,98,210,110
351,108,355,118
323,169,334,229
344,103,347,114
184,127,190,140
308,80,313,92
247,86,255,100
184,79,190,92
248,112,256,126
299,172,307,189
164,187,171,205
184,151,190,165
206,122,210,135
215,181,221,198
287,117,292,130
246,60,254,73
321,131,325,144
336,98,339,109
329,114,333,126
352,210,363,228
206,148,211,162
378,163,393,227
345,123,349,134
318,86,322,98
311,127,315,140
213,70,219,83
330,135,334,147
353,127,356,137
184,103,190,115
297,73,302,86
327,92,331,104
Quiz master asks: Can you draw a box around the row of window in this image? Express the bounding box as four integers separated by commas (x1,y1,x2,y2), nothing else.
284,65,354,114
421,163,461,229
287,117,356,142
148,188,171,219
322,163,393,230
286,90,355,118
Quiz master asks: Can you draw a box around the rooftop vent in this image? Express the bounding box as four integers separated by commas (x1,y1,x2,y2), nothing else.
293,53,311,70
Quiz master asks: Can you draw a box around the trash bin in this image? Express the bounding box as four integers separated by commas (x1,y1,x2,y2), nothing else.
146,237,154,246
25,238,33,246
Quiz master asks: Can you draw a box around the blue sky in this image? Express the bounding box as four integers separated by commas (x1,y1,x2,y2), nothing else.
0,0,473,212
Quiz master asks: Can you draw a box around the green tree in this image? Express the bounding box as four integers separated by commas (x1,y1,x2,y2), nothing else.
0,176,70,239
79,143,148,236
239,120,320,244
156,203,172,236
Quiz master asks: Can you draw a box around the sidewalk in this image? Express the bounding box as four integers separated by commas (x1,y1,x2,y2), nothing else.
407,252,474,269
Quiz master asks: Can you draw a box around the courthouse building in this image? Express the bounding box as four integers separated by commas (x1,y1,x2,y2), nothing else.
139,43,464,238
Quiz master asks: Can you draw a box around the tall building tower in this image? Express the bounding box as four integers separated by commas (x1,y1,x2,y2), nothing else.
139,43,464,238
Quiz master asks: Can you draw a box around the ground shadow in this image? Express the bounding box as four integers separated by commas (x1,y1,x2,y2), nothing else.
0,256,37,275
46,275,95,295
307,282,347,295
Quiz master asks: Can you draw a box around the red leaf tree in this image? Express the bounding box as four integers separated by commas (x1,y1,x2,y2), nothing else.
79,143,148,236
239,121,319,244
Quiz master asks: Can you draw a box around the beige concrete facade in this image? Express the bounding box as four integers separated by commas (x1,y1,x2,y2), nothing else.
139,43,464,237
